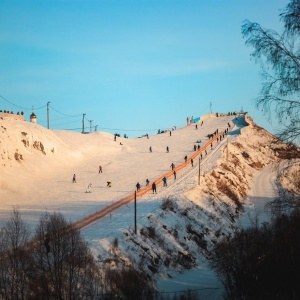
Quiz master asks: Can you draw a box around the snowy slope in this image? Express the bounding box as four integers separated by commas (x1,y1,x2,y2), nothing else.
0,113,293,297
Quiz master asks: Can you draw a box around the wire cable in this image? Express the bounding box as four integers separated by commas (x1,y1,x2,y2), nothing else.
0,94,46,110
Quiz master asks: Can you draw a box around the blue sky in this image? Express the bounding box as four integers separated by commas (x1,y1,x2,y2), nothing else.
0,0,289,137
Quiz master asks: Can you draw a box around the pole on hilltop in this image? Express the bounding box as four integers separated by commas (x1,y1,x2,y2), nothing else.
47,101,50,129
134,191,137,234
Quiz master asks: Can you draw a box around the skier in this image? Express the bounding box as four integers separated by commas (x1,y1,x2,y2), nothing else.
170,163,175,170
184,155,187,162
173,170,176,180
194,145,197,151
166,146,169,153
107,181,112,187
162,176,167,187
72,174,76,183
146,178,150,186
149,146,152,153
191,158,194,167
99,165,102,173
152,182,157,194
195,124,198,129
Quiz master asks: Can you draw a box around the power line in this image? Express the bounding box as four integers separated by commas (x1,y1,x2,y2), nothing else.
49,104,81,117
0,94,46,110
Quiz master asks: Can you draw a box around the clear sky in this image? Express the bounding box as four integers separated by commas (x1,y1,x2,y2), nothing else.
0,0,289,137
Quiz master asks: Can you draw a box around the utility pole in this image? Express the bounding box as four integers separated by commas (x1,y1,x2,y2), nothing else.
89,120,93,133
47,101,50,129
198,155,201,185
227,137,229,161
134,191,137,234
82,113,86,134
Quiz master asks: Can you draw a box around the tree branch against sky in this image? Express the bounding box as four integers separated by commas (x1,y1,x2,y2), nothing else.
242,0,300,145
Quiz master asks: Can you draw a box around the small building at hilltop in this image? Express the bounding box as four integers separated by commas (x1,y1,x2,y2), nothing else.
30,112,37,123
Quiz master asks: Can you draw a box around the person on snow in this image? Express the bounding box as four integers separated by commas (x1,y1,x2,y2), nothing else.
146,178,150,186
107,181,112,187
149,146,152,153
166,146,169,153
152,182,157,194
173,170,176,180
86,183,92,193
170,163,175,170
163,176,167,187
194,145,197,151
99,165,102,173
184,155,187,162
191,158,194,167
72,174,76,183
136,182,141,191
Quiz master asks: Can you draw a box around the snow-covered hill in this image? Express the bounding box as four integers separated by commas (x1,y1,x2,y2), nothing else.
0,113,295,296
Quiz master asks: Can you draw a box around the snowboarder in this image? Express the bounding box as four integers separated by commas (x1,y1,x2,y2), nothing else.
170,163,175,170
86,183,92,193
107,181,112,187
162,176,167,187
152,182,157,194
72,174,76,183
173,170,176,180
99,165,102,173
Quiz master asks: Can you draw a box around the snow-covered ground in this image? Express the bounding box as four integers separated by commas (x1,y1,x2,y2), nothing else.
0,113,287,297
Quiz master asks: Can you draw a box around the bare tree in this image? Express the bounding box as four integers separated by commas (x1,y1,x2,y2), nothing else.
210,210,300,299
0,208,32,300
31,212,102,299
242,0,300,146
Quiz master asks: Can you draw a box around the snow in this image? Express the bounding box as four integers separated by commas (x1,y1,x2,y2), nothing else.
0,112,289,297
